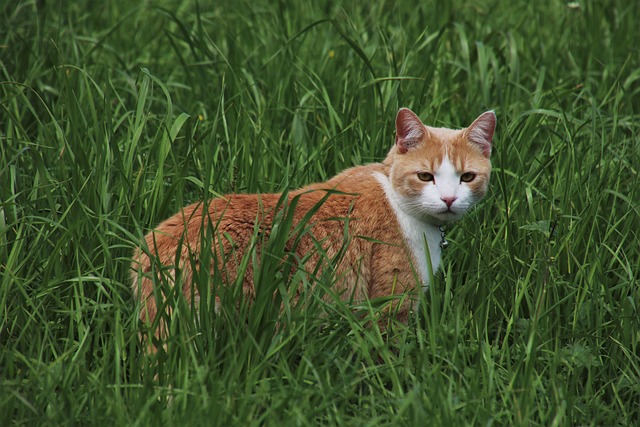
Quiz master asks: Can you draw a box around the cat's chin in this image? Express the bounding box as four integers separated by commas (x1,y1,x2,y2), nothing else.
429,210,464,225
408,212,460,226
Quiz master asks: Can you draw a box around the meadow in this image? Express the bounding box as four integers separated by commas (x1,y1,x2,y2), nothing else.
1,0,639,425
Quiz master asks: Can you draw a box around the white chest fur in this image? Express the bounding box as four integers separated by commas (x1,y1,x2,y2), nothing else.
373,172,442,289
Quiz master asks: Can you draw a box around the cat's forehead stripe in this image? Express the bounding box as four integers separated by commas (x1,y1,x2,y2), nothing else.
431,131,487,171
420,127,474,171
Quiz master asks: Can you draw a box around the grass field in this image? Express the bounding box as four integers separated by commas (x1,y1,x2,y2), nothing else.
2,0,639,425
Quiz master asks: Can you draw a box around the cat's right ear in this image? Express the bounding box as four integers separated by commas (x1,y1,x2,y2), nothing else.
395,108,426,154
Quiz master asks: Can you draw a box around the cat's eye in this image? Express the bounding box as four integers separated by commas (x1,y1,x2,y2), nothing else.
460,172,476,183
417,172,434,182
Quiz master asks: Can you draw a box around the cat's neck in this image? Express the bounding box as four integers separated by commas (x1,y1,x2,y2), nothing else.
373,171,442,288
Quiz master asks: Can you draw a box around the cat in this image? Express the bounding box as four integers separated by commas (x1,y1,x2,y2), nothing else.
131,107,495,350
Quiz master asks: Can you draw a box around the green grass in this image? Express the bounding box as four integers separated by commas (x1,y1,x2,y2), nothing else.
2,0,639,425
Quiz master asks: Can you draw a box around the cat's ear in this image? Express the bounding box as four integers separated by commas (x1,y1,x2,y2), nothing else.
465,111,496,158
395,108,426,154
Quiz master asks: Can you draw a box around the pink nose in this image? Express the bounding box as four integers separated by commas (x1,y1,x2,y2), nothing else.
441,197,456,208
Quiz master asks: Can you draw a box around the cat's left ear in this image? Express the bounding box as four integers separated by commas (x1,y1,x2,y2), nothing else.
465,111,496,158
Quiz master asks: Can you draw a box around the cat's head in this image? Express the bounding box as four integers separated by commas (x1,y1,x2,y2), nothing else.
387,107,495,225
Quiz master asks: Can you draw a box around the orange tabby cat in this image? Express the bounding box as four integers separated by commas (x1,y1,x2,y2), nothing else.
132,108,495,348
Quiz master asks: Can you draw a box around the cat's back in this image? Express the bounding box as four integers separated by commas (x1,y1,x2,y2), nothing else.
143,161,389,250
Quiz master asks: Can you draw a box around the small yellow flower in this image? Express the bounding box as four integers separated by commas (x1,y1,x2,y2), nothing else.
328,50,335,59
198,114,204,122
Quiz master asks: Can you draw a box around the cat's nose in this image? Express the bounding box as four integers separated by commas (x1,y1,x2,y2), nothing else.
441,197,456,208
